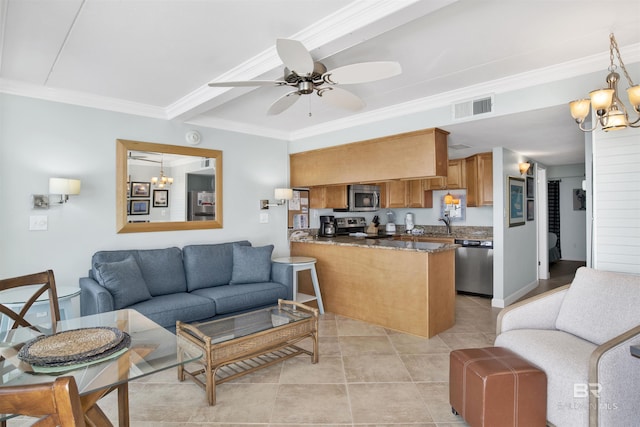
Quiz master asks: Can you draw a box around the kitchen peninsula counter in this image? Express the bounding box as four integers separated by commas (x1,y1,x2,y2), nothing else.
290,236,457,338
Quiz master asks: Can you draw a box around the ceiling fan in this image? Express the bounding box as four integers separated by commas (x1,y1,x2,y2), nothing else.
208,38,402,115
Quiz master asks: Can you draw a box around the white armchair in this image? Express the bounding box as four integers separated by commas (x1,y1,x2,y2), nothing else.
495,267,640,427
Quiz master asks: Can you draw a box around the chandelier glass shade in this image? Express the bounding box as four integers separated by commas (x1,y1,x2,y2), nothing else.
569,33,640,132
151,155,173,188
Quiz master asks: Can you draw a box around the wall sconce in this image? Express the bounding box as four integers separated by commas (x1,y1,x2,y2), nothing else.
261,188,293,209
49,178,81,203
519,162,531,175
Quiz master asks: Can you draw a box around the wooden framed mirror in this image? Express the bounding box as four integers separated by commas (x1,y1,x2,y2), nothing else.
116,139,223,233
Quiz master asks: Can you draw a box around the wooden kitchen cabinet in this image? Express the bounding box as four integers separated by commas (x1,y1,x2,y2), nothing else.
422,159,465,190
446,159,465,189
309,186,348,209
406,180,428,208
465,152,493,206
290,128,449,187
384,181,407,208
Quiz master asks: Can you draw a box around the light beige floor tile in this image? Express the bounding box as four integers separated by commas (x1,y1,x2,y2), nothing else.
270,383,352,424
279,355,345,383
343,354,412,383
437,332,494,350
416,381,467,424
389,332,451,354
401,353,450,382
319,318,338,336
187,383,278,423
339,335,396,356
348,382,433,424
336,316,388,336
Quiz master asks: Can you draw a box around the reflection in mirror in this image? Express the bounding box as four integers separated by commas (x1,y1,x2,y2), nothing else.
116,139,223,233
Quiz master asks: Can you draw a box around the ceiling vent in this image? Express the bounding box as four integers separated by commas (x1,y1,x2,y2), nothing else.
452,95,494,120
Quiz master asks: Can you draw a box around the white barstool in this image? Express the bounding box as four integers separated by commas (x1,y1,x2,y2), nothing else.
272,256,325,314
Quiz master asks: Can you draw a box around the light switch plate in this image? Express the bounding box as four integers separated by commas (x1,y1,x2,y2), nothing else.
29,215,48,231
259,212,269,223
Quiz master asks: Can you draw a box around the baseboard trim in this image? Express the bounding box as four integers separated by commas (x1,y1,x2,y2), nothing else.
491,280,539,308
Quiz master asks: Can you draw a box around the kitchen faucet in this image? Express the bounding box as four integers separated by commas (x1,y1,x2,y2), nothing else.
439,215,452,235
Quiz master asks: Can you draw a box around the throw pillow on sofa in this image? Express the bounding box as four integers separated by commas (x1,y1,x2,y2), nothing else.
230,244,274,285
94,255,152,309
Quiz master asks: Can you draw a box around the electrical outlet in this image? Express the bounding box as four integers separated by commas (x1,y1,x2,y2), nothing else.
29,215,48,231
259,212,269,223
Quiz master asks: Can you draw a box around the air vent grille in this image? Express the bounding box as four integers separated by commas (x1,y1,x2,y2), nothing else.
452,95,494,120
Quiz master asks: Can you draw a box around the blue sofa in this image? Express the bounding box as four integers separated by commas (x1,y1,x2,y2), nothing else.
79,241,293,331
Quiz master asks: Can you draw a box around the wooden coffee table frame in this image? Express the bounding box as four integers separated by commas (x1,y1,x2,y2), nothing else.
176,299,319,405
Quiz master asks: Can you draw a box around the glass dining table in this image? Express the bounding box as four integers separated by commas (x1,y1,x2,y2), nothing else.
0,309,202,426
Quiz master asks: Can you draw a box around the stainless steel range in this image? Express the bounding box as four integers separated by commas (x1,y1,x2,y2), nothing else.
335,217,367,235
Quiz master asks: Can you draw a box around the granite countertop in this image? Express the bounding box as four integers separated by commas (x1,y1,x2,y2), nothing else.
290,235,459,254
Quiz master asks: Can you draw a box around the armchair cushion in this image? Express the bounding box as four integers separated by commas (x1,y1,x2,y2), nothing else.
230,244,274,285
93,256,152,309
555,267,640,345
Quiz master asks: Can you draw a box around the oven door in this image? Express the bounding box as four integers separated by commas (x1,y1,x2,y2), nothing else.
348,185,380,212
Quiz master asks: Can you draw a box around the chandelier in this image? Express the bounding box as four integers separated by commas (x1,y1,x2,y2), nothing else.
151,154,173,188
569,33,640,132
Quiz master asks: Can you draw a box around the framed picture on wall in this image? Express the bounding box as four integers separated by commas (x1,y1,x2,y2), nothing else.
527,199,535,221
526,176,535,199
129,199,150,215
131,182,150,198
153,189,169,207
508,177,525,227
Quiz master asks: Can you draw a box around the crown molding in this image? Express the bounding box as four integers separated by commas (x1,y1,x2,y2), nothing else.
0,78,167,119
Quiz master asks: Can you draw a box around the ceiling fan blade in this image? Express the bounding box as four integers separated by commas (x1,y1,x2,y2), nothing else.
276,38,314,76
267,91,302,115
318,87,364,111
208,80,285,87
323,61,402,85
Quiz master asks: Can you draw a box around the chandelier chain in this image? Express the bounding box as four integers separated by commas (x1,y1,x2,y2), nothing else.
610,33,636,87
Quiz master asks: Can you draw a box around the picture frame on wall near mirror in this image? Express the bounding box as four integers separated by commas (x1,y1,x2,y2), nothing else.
130,199,150,215
153,189,169,207
509,177,525,227
131,182,150,198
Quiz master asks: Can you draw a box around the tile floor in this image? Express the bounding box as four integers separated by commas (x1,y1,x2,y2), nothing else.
9,261,581,426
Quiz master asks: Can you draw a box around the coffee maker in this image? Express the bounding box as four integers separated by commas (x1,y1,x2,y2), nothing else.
319,215,336,237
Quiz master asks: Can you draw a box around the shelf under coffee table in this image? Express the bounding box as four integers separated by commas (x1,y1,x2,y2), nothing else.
176,299,319,405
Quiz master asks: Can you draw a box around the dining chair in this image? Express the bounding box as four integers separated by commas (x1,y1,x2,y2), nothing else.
0,270,61,333
0,376,86,426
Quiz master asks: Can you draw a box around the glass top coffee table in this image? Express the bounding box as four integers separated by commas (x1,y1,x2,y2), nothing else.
177,299,319,405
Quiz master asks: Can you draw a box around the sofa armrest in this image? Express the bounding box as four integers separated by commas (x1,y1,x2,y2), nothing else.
589,324,640,426
79,277,114,315
270,262,293,300
496,284,570,335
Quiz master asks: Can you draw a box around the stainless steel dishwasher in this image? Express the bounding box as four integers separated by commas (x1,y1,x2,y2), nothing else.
455,239,494,297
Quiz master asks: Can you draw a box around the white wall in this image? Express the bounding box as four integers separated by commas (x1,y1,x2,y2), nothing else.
0,94,290,286
547,164,587,261
492,147,539,307
591,127,640,274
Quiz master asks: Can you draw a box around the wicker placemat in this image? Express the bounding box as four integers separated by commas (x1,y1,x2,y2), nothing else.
18,327,130,367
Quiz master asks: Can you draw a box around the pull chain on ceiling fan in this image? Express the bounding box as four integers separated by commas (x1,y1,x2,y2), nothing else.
208,38,402,115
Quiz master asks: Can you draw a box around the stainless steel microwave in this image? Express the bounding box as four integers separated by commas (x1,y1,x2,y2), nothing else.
337,184,380,212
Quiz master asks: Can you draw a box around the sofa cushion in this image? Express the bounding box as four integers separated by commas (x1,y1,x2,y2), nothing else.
129,292,216,329
136,247,187,296
192,282,287,315
183,241,251,291
93,256,152,310
555,267,640,345
230,244,274,285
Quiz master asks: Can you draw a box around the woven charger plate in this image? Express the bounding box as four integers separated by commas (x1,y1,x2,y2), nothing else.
18,327,130,367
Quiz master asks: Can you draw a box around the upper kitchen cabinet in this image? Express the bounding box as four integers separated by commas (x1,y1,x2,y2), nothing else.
290,128,449,187
423,159,465,190
309,186,348,209
465,152,493,206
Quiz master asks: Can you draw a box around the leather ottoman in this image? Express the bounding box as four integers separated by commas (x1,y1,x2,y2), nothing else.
449,347,546,427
